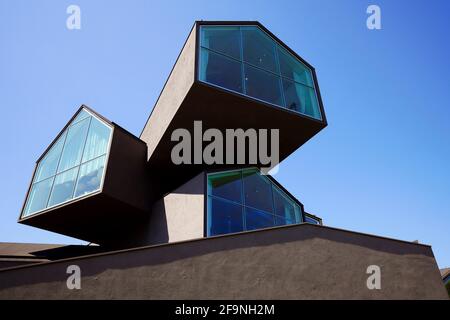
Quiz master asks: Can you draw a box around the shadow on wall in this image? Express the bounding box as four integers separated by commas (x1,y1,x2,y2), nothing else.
0,223,438,292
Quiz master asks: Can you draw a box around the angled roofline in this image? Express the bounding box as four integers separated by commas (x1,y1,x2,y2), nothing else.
139,20,328,139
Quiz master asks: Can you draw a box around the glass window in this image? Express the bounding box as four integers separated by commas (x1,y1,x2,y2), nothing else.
200,48,243,94
274,215,290,227
74,155,106,198
207,168,308,236
200,26,241,60
72,109,91,123
244,64,283,107
278,46,314,87
208,170,242,203
242,26,278,73
47,167,79,207
82,117,111,162
58,117,90,172
273,186,296,222
304,215,320,225
33,131,66,182
23,177,54,216
243,169,273,213
282,79,321,119
198,25,323,121
245,207,274,231
209,197,243,236
22,108,112,218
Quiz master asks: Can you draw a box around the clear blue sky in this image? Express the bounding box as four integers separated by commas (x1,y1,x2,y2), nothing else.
1,0,449,268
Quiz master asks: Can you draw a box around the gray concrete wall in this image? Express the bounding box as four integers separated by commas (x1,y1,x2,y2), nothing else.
139,172,205,245
140,24,197,160
0,224,447,299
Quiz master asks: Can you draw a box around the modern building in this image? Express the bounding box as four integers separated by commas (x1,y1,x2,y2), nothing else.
0,21,447,299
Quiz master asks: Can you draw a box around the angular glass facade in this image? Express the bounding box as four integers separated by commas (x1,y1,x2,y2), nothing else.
22,108,112,218
207,168,303,236
199,25,322,120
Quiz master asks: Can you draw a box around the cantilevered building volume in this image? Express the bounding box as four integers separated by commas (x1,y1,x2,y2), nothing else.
0,21,447,299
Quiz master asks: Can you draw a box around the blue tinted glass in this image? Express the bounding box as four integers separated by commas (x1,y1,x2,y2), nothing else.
23,177,54,216
244,64,283,106
47,167,79,207
58,117,90,172
242,26,278,73
33,131,66,182
74,155,106,198
208,171,242,203
201,26,241,60
245,207,274,231
274,215,293,227
304,215,320,225
209,197,243,236
200,48,243,93
72,109,91,123
82,117,111,162
243,170,273,213
282,79,321,119
272,186,296,221
278,46,314,87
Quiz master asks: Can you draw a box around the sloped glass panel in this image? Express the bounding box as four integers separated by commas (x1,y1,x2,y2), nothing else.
72,109,91,123
200,48,243,93
82,117,111,162
243,170,273,213
58,117,90,172
47,167,79,207
208,170,242,203
304,215,320,225
22,108,113,218
244,64,283,106
200,26,241,60
74,155,106,198
278,46,314,87
207,168,311,236
33,131,66,182
282,79,321,119
242,26,278,73
245,207,274,231
209,197,243,236
273,186,296,221
23,177,54,216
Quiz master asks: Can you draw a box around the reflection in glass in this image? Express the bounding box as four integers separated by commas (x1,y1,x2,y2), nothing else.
282,79,321,119
200,48,243,93
74,155,106,198
273,186,296,221
48,167,79,207
33,131,66,182
22,108,112,217
208,170,242,203
242,26,277,73
207,168,305,236
244,64,283,107
243,170,273,213
58,117,90,172
82,117,111,162
278,46,313,87
200,26,241,60
209,197,243,236
199,25,323,120
245,207,274,231
23,177,54,216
